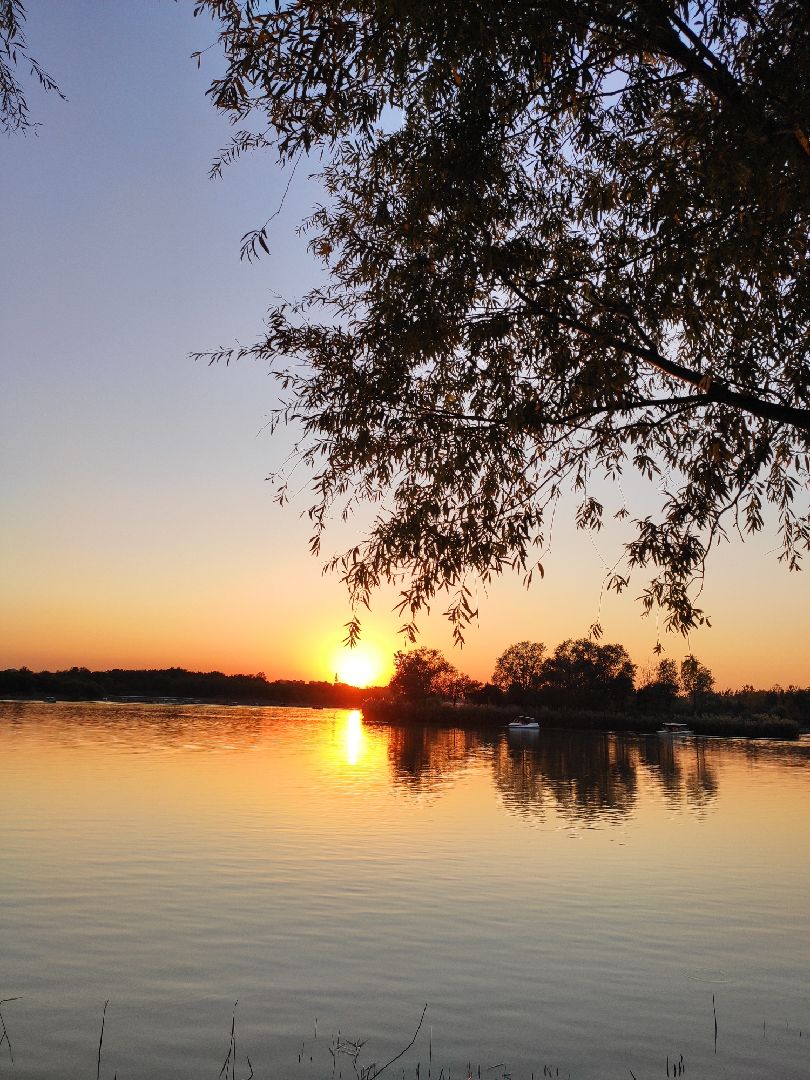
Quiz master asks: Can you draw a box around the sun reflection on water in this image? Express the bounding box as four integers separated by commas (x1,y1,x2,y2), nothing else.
344,709,365,766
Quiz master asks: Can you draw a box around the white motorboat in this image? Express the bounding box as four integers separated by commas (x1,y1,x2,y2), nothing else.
508,716,540,732
658,721,692,737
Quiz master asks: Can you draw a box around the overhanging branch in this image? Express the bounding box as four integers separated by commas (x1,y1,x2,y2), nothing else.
503,276,810,436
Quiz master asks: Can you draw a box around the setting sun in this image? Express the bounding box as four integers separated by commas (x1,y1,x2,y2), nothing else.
333,646,387,688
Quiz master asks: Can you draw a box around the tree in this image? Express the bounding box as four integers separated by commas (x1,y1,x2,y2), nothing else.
541,638,636,709
636,656,680,713
1,2,64,134
193,1,810,645
655,659,680,694
9,6,810,640
8,1,800,643
437,669,482,704
14,5,808,643
680,654,714,712
492,641,546,695
389,646,456,700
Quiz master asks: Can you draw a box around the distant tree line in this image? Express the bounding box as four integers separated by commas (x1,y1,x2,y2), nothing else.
4,649,809,730
388,642,810,727
0,667,384,708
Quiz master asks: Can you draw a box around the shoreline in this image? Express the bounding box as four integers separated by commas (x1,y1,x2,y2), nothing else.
0,693,803,741
360,699,802,740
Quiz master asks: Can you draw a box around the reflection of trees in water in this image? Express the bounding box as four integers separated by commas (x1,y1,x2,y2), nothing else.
1,700,274,752
685,743,719,811
493,732,638,823
492,740,549,820
740,738,810,771
638,735,683,805
638,736,718,813
382,726,725,824
385,725,490,792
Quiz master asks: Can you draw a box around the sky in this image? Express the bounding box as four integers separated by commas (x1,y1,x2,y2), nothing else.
2,1,809,690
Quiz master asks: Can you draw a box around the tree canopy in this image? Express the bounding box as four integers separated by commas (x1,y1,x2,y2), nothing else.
12,3,809,643
680,652,715,709
389,645,456,699
195,0,810,644
541,637,637,707
392,636,635,709
635,656,681,711
492,640,546,694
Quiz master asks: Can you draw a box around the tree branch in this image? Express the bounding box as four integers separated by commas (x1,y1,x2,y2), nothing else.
503,276,810,435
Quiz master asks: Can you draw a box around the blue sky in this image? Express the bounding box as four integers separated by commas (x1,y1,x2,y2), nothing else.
2,1,808,688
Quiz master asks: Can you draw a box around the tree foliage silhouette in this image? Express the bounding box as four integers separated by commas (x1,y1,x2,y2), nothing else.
195,0,810,643
492,641,547,694
389,646,457,700
541,637,636,707
1,2,64,134
636,656,680,712
680,653,715,710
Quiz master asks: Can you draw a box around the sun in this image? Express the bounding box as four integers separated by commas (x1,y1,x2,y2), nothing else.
333,646,385,688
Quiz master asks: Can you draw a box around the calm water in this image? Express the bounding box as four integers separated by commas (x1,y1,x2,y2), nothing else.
1,702,808,1080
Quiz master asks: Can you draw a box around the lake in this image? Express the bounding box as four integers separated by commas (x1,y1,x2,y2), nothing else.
1,701,807,1080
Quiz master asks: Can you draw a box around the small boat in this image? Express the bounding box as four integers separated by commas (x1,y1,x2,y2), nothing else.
658,721,692,737
508,716,540,732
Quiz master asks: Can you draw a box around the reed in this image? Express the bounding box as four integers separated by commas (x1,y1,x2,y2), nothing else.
96,999,109,1080
5,994,799,1080
220,1001,253,1080
0,995,20,1066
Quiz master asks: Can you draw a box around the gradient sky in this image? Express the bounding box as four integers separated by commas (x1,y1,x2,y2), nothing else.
2,1,808,690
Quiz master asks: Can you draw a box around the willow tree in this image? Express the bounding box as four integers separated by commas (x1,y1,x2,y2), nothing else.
195,1,810,643
1,1,63,134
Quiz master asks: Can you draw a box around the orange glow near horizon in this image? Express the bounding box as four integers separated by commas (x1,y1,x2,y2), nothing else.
332,644,388,687
2,538,808,690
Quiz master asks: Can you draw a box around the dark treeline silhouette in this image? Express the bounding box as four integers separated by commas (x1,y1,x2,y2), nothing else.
0,666,386,708
372,641,810,737
4,641,809,736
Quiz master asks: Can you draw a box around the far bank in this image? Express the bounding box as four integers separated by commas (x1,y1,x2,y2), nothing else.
361,699,802,740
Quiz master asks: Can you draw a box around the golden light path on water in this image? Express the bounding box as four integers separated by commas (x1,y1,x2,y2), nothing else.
344,709,365,766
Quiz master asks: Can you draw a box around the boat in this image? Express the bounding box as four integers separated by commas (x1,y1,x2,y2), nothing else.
508,716,540,732
658,721,692,737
